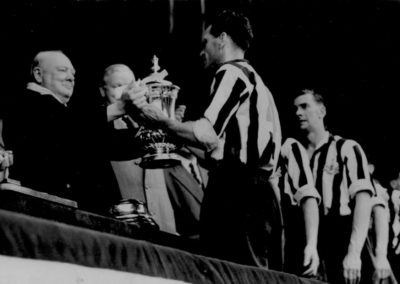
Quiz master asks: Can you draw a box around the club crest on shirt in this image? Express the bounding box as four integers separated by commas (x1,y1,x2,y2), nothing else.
324,160,339,175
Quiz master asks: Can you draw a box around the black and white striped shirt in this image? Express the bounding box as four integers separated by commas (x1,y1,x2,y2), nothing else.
277,138,320,206
308,132,374,216
203,60,281,174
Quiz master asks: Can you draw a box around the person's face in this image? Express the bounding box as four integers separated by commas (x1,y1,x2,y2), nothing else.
37,52,75,103
293,93,325,131
200,25,222,69
102,68,135,104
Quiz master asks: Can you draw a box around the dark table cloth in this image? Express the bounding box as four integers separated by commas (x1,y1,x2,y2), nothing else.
0,190,326,284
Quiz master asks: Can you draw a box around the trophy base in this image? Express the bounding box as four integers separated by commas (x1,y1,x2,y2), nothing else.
139,153,181,169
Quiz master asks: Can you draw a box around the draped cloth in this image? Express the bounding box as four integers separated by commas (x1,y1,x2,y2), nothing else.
0,208,326,284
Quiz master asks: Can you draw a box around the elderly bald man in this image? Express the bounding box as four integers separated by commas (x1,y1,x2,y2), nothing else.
101,64,205,237
3,50,146,213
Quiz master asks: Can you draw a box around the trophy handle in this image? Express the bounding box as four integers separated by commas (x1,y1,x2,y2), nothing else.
169,95,176,121
169,86,178,120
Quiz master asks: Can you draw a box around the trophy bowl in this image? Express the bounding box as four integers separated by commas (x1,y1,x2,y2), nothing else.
136,56,182,169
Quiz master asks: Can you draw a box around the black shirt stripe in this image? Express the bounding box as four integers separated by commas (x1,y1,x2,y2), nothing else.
213,78,246,136
292,142,307,188
353,145,366,180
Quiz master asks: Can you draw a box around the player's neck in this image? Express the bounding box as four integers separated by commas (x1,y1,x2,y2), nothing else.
223,48,245,63
307,126,328,152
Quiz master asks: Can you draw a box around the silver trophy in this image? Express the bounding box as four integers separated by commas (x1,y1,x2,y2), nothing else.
110,199,159,231
135,56,181,168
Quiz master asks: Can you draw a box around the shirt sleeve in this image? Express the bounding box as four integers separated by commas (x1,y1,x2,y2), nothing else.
371,181,389,208
341,140,375,198
204,65,247,137
192,118,219,152
281,138,321,205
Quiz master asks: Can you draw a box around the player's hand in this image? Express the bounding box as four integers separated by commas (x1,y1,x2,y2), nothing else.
372,254,391,280
343,252,361,284
302,244,319,276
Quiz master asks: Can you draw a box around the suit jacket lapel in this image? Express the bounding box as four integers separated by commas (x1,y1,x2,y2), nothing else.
164,165,203,203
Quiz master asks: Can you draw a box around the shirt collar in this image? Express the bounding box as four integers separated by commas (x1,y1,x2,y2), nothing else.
27,82,67,107
218,59,248,69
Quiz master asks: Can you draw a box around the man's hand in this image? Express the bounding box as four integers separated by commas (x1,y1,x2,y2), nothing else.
175,105,186,122
107,80,148,122
343,252,361,284
302,244,319,276
120,80,148,110
0,150,13,170
138,104,169,126
372,254,391,280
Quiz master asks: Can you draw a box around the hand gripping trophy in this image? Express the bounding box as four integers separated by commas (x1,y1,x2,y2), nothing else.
135,55,182,168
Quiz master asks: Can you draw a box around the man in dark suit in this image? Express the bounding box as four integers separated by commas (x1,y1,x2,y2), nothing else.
164,147,206,239
3,50,146,213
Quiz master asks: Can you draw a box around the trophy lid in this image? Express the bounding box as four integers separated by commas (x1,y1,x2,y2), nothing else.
142,55,172,85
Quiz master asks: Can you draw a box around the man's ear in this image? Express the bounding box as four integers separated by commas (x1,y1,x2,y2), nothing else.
218,32,228,49
320,105,326,119
99,87,105,98
32,67,43,83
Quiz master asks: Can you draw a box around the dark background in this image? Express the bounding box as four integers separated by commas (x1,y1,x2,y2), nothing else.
2,0,400,187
